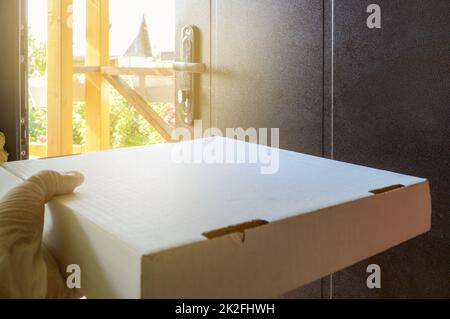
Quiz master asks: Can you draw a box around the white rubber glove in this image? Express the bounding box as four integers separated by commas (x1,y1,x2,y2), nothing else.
0,170,84,299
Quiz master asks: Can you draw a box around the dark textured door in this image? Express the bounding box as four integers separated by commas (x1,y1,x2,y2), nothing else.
329,0,450,298
211,0,324,155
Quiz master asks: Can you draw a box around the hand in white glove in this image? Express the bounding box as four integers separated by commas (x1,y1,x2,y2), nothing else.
0,170,84,299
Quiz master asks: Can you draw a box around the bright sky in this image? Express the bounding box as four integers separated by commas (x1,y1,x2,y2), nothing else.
28,0,175,56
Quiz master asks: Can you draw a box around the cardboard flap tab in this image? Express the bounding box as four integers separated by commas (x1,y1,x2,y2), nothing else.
203,220,269,240
370,184,405,195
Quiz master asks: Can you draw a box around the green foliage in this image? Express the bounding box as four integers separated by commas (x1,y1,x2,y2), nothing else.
28,31,47,144
28,31,48,144
28,32,46,78
73,101,86,145
28,104,47,143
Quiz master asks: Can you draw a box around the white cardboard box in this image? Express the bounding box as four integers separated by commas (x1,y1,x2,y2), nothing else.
0,137,431,298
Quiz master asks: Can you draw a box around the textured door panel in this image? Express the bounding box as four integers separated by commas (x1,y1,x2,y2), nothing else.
212,0,324,154
330,0,450,298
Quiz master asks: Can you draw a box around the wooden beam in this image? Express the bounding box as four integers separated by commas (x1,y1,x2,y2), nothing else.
86,0,110,152
101,66,175,77
104,75,173,141
76,64,208,77
73,66,100,74
47,0,73,156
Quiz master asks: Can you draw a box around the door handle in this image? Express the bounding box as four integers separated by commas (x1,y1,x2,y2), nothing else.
173,62,206,73
176,25,205,126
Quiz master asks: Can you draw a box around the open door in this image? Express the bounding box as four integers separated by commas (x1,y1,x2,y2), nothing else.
28,0,322,159
178,1,323,154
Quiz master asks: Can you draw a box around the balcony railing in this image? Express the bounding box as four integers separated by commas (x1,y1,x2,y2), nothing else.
36,0,175,159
